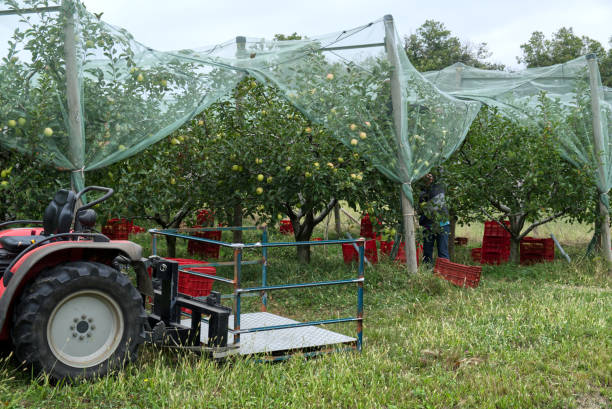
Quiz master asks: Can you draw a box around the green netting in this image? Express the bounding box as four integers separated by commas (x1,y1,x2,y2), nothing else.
0,1,479,204
424,57,612,207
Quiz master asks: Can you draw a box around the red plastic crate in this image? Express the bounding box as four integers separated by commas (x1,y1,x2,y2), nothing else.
187,228,222,259
520,237,554,264
433,258,482,288
166,258,216,314
471,248,482,262
480,249,509,265
379,241,422,265
102,218,132,240
484,220,510,237
279,219,294,235
360,214,373,238
196,209,215,226
342,239,378,264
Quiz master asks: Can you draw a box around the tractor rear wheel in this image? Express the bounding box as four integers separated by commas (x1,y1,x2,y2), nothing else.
11,261,145,381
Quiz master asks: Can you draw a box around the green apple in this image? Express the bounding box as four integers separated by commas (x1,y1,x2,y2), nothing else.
7,120,16,128
257,174,264,182
17,117,26,126
256,187,264,195
43,127,53,137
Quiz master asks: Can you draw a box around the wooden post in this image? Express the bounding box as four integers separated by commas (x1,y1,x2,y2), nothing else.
586,54,612,267
62,0,85,193
383,15,418,273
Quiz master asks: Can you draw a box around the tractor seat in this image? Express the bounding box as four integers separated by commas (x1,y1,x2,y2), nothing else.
0,189,77,255
0,235,47,253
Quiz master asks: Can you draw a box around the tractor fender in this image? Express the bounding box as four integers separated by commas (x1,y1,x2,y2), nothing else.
0,240,142,340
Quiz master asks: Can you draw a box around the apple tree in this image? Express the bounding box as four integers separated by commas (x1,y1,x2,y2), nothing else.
188,78,393,263
442,105,595,263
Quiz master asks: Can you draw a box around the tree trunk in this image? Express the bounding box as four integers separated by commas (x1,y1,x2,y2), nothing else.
509,237,520,264
293,212,315,263
232,203,243,243
334,204,342,236
508,215,525,264
449,215,457,261
165,235,177,258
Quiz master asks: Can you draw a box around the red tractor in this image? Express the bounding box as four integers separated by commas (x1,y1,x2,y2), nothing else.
0,186,230,381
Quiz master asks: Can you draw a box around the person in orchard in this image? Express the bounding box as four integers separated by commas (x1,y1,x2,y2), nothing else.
419,172,450,264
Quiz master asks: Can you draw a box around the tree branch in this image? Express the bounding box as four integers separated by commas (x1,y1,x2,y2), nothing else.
519,211,566,240
313,198,338,225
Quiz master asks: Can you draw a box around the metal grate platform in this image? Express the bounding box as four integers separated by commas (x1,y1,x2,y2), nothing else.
181,312,356,355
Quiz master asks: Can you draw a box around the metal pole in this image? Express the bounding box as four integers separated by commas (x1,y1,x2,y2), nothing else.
233,247,242,346
383,15,418,273
261,227,268,311
357,239,364,351
586,54,612,267
62,0,85,193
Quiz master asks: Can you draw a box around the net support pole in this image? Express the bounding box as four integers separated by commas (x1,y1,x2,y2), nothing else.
586,54,612,268
383,15,418,273
62,0,85,194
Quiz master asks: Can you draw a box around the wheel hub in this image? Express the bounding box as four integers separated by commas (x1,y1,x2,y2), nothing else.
47,290,124,368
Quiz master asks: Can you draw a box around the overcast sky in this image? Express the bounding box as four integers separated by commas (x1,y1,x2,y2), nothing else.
71,1,612,69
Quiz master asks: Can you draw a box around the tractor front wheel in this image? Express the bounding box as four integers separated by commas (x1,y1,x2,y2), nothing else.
11,261,145,381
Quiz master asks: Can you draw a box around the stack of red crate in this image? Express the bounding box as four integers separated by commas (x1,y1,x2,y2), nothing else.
101,218,133,240
187,227,222,259
480,221,510,264
279,219,294,235
434,258,482,288
520,237,554,265
360,214,373,238
196,209,214,226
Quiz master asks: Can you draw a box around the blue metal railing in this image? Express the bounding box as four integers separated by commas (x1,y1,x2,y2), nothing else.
149,225,365,352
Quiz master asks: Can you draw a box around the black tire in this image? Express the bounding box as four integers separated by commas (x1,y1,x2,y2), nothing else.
11,261,145,381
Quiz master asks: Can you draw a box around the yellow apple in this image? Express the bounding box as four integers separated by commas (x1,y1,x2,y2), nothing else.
337,157,344,163
7,120,16,128
349,123,357,131
43,127,53,137
267,176,273,183
359,131,367,140
256,187,264,195
137,73,144,82
257,174,264,182
350,138,358,146
326,73,334,80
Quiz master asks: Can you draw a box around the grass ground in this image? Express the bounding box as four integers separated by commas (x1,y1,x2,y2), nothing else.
0,220,610,408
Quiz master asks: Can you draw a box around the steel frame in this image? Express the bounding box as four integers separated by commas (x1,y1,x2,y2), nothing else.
149,225,364,356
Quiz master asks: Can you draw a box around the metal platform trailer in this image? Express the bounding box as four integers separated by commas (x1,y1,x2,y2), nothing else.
146,226,364,360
